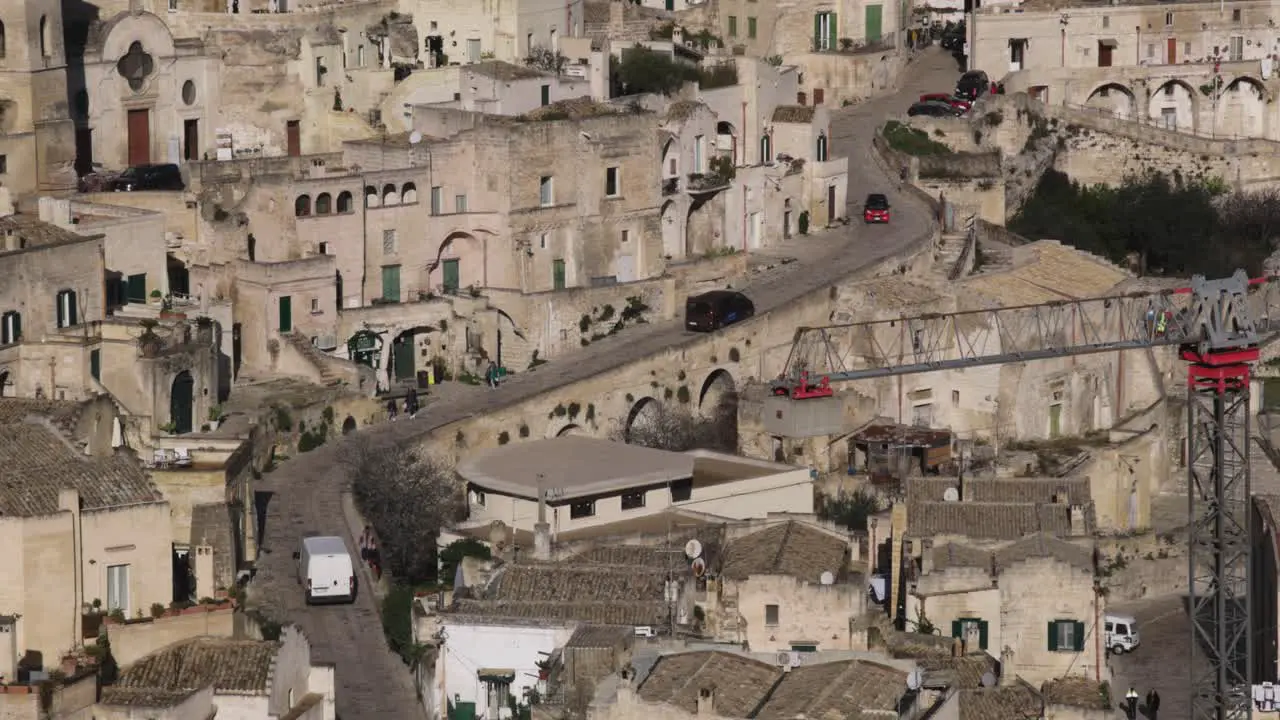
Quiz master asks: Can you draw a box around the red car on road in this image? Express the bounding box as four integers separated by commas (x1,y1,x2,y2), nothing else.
919,93,972,113
863,193,891,224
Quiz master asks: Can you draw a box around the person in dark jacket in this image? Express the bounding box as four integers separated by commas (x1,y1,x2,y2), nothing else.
1146,689,1161,719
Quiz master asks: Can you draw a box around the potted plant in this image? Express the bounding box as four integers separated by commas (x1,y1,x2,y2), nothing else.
137,319,162,358
149,289,162,305
208,405,223,431
194,315,215,343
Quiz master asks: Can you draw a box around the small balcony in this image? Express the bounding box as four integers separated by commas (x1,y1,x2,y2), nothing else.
662,177,680,195
686,172,730,195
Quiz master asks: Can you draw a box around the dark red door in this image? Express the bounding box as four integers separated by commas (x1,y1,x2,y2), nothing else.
183,119,199,161
1098,42,1113,67
814,88,825,105
1167,38,1177,64
127,109,150,166
286,120,301,157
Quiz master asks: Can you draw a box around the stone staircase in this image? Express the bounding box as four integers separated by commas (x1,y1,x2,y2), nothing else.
283,332,342,386
976,241,1014,273
937,232,971,278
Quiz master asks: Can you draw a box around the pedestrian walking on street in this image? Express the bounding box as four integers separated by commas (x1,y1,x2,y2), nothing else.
359,525,372,563
1124,687,1139,719
485,360,499,389
1146,689,1160,720
405,388,419,419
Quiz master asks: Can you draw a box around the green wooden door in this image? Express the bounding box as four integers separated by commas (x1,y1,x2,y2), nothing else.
1049,404,1062,438
90,349,100,381
442,259,460,294
393,332,415,381
865,4,883,43
553,259,566,290
278,296,292,333
126,273,147,303
381,265,401,302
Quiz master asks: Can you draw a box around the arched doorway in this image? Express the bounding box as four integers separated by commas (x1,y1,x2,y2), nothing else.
624,397,661,443
1218,78,1266,138
715,121,737,164
170,371,194,434
1148,80,1198,132
1084,83,1136,120
699,369,736,416
432,232,481,294
391,327,434,383
660,201,681,259
342,416,357,434
347,330,383,368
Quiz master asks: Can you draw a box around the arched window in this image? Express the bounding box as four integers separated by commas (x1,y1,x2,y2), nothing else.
39,16,50,58
1,310,20,345
760,134,772,164
381,183,399,206
365,185,379,208
0,20,8,59
401,182,417,204
816,133,829,162
315,192,332,215
295,195,312,217
337,191,354,213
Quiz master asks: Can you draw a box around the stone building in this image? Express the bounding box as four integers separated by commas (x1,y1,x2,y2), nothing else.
0,398,170,680
0,0,77,194
97,626,337,720
401,0,582,67
904,534,1102,687
971,0,1280,138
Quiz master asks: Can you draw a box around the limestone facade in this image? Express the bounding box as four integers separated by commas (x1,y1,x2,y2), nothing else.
0,0,77,193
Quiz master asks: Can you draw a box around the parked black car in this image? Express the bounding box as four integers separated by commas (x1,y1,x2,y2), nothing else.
113,163,186,192
908,101,963,118
685,290,754,332
955,70,991,100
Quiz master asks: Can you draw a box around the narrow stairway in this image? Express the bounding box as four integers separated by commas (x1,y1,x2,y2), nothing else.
284,333,340,385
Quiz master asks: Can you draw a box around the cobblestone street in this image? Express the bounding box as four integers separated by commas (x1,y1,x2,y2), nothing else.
1108,595,1204,720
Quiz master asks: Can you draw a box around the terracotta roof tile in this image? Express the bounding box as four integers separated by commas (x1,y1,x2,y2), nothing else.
637,651,782,716
755,660,906,719
490,563,668,603
1041,676,1110,709
565,624,632,648
908,501,1088,540
720,521,847,584
959,684,1043,720
770,105,816,124
0,423,163,517
907,477,1090,505
917,654,999,689
450,599,668,625
116,637,279,696
0,214,95,252
929,542,994,573
0,398,87,433
99,687,202,708
994,533,1095,572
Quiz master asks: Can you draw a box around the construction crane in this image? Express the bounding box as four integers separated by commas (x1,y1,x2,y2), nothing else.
771,270,1280,720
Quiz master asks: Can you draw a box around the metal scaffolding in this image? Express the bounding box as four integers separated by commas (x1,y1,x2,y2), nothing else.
771,271,1279,719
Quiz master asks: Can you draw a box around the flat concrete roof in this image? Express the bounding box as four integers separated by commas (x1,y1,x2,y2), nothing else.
457,436,694,500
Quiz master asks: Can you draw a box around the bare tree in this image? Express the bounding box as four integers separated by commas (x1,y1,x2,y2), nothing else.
525,45,567,74
613,395,738,453
344,436,465,584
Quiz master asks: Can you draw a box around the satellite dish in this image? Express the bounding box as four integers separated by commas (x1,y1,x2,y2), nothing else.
906,669,924,690
819,571,835,585
691,557,707,578
684,539,703,559
943,487,960,502
409,131,423,145
980,672,997,688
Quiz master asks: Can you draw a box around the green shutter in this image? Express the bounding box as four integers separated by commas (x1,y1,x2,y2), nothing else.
279,296,293,333
864,4,883,43
951,620,961,638
828,13,838,51
127,274,147,303
1073,621,1086,651
814,13,822,50
1047,621,1059,651
90,349,101,381
552,259,566,290
442,259,460,294
382,265,401,302
978,620,989,650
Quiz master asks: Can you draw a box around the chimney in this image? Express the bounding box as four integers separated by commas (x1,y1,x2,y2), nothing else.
1069,504,1087,536
696,688,715,716
999,647,1016,686
58,488,80,514
534,486,551,560
920,539,934,575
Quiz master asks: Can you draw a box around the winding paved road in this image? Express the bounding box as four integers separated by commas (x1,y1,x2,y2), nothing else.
248,48,961,720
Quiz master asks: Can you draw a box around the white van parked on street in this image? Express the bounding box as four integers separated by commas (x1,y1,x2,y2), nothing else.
294,535,356,605
1105,613,1140,654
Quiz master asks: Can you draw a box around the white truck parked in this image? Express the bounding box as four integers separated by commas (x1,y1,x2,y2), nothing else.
1105,613,1140,654
294,535,356,605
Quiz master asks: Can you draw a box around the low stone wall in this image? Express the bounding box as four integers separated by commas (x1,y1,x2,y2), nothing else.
1098,532,1187,602
793,50,908,107
974,217,1028,248
106,604,236,667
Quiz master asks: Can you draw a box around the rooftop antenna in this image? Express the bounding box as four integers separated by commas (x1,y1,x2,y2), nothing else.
980,672,997,688
409,131,423,144
819,571,835,585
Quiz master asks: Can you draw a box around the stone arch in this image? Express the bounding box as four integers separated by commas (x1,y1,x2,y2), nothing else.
556,423,585,437
402,182,418,203
1218,76,1268,138
39,15,50,58
381,183,399,206
698,368,736,414
390,325,435,383
716,120,737,163
336,191,354,213
342,416,357,434
624,396,661,443
660,200,681,259
294,195,311,217
365,185,379,208
315,192,332,215
170,370,194,435
430,231,483,291
1083,82,1136,120
1148,79,1199,132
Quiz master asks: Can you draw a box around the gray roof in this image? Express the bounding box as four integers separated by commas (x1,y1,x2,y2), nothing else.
755,660,906,719
457,436,693,500
929,534,1095,574
908,501,1088,540
907,477,1091,506
720,521,848,584
114,637,280,698
565,624,633,648
467,60,547,81
637,651,782,716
